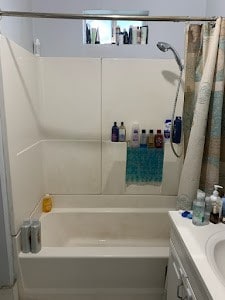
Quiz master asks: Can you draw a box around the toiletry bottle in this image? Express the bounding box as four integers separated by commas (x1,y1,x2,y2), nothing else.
204,196,211,225
164,119,172,142
123,29,129,44
192,191,205,226
116,26,120,45
130,122,140,148
119,122,126,142
210,204,219,224
111,122,119,142
42,193,53,213
154,129,164,148
95,28,100,44
30,219,41,253
137,27,141,44
210,185,223,217
147,130,154,148
141,26,148,45
172,116,182,144
21,219,31,253
140,129,147,148
221,195,225,224
33,38,41,56
128,26,133,44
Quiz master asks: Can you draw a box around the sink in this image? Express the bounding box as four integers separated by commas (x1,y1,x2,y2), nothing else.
206,230,225,285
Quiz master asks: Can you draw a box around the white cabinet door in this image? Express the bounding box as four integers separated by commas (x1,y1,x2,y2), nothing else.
167,250,183,300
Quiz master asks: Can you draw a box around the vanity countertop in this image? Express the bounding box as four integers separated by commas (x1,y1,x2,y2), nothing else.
169,211,225,300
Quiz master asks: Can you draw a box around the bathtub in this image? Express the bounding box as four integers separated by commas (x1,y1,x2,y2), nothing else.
19,206,170,300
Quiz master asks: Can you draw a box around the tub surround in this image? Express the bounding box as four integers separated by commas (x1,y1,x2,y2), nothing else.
169,211,225,300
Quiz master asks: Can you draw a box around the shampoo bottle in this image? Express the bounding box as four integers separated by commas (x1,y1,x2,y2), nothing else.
119,122,126,142
130,122,140,148
154,129,164,148
42,194,53,213
172,116,182,144
111,122,119,142
147,130,154,148
140,129,147,148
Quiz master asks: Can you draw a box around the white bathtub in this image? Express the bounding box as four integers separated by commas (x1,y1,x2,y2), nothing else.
19,206,170,300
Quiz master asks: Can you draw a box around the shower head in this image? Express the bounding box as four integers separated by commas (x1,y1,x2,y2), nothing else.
157,41,184,72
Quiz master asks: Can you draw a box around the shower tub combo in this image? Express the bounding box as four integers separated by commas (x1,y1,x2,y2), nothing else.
19,204,170,300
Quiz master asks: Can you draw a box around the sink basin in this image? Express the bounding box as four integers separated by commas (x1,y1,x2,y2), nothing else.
206,230,225,285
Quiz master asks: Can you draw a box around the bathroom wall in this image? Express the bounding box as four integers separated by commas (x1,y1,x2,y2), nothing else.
39,57,183,196
0,0,33,52
31,0,207,58
0,35,44,234
206,0,225,16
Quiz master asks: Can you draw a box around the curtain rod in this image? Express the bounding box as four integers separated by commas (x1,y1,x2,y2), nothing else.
0,11,218,22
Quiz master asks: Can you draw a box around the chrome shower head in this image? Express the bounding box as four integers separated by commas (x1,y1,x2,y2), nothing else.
157,41,184,72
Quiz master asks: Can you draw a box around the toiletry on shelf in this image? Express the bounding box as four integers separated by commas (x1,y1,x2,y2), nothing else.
33,38,41,56
128,26,133,44
147,129,155,148
30,219,41,253
42,193,53,213
111,122,119,142
172,116,182,144
119,122,126,142
141,26,148,44
192,190,205,226
86,24,91,44
137,27,141,44
132,27,137,44
116,26,120,45
140,129,147,148
91,28,97,44
130,122,140,147
123,29,129,44
21,220,31,253
164,119,171,142
210,204,219,224
154,129,164,148
95,28,100,44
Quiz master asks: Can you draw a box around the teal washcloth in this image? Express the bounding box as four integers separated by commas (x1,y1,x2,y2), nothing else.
126,147,164,185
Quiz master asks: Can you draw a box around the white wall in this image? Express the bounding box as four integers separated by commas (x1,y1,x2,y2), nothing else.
31,0,207,58
0,0,33,52
0,36,44,234
206,0,225,16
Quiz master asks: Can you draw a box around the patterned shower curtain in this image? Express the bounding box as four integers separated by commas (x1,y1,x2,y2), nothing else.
177,17,225,210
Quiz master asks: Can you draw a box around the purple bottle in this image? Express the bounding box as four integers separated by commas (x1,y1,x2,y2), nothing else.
111,122,119,142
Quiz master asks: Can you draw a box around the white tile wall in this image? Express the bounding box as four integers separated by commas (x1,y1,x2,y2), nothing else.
42,140,101,194
39,57,101,140
102,58,184,141
0,35,44,234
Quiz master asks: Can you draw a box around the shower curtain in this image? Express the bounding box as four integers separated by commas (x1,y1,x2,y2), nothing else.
177,17,225,210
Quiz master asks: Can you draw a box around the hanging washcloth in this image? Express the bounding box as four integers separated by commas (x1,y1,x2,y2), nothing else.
126,147,164,185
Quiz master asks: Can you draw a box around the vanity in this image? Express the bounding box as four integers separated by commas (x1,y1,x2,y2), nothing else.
167,211,225,300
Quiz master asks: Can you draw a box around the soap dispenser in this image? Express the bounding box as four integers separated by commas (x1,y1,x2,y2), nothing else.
210,185,223,219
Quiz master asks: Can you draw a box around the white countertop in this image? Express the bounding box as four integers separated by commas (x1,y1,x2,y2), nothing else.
169,211,225,300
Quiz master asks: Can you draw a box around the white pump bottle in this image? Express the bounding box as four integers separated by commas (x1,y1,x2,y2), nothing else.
210,184,223,218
